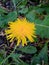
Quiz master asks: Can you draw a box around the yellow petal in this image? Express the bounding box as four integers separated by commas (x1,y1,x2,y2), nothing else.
22,37,27,46
17,38,21,46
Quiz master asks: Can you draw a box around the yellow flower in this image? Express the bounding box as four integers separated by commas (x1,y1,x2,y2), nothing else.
5,18,36,46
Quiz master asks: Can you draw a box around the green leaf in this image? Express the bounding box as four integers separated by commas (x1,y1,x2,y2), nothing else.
6,11,17,21
35,15,49,38
31,43,48,65
0,11,17,28
0,50,5,64
0,7,7,13
19,7,28,14
26,7,49,38
12,0,27,6
26,10,36,22
17,46,37,54
12,0,16,10
38,44,48,64
11,53,20,59
0,57,4,64
11,53,28,65
17,58,29,65
11,53,21,63
0,14,7,28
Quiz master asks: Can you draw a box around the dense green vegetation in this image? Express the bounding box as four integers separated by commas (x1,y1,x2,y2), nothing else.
0,0,49,65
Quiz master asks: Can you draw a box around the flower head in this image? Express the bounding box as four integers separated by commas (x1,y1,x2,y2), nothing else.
5,18,36,46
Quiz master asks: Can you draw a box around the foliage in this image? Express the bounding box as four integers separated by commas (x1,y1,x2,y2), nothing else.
26,5,49,38
0,0,49,65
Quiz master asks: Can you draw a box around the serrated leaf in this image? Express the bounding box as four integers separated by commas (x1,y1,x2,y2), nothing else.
11,53,20,59
31,43,48,65
17,58,28,65
11,53,28,65
0,11,17,28
13,0,27,6
26,10,36,21
0,7,7,13
0,50,5,64
26,7,49,38
19,7,28,14
9,53,21,64
17,46,37,54
35,15,49,38
7,11,17,21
